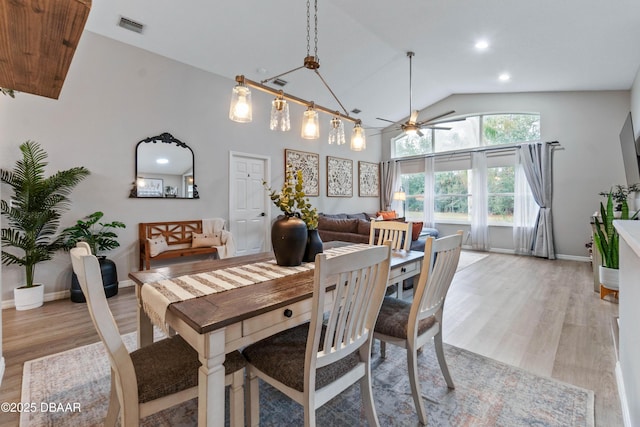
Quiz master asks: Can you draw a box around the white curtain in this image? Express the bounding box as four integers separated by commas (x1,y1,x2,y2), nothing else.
470,152,489,250
513,150,539,255
518,142,556,259
423,156,435,228
380,161,398,211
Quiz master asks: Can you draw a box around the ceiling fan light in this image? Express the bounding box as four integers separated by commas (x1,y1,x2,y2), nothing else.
229,84,252,123
350,123,366,151
301,107,320,139
328,116,345,145
270,96,290,131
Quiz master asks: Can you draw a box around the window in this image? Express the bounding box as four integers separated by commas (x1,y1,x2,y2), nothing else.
393,113,540,158
487,166,514,223
434,170,470,222
401,173,426,223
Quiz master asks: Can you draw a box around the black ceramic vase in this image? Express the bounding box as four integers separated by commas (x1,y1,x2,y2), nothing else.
70,256,118,303
303,229,323,263
271,214,308,266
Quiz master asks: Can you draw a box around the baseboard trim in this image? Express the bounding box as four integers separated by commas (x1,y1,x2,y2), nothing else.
556,254,591,262
616,361,632,427
1,280,132,309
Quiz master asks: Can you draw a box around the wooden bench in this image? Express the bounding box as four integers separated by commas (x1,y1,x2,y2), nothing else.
139,220,218,270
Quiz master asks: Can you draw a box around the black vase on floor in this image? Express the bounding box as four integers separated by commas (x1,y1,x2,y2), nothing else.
271,214,307,266
70,256,119,303
303,229,323,263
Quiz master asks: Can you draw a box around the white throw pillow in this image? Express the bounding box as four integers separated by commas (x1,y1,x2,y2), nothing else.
147,236,169,257
192,232,222,248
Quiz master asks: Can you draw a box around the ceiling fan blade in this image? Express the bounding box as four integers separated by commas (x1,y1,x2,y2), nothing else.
409,110,419,124
417,129,424,137
417,110,456,125
422,125,452,131
375,117,397,124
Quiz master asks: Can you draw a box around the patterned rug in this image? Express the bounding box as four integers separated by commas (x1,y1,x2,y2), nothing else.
21,332,594,426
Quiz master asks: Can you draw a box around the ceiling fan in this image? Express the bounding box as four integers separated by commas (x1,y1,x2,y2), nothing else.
376,51,458,136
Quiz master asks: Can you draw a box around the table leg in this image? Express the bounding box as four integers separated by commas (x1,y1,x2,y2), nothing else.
136,285,154,348
199,328,227,427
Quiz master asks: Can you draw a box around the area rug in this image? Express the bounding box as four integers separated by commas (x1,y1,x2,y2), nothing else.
21,332,593,427
456,250,489,272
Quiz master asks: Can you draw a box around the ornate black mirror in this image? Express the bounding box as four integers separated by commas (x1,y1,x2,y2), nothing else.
130,132,199,199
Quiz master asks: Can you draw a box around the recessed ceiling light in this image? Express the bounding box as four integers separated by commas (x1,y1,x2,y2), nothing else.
499,73,511,81
156,158,169,164
475,40,489,50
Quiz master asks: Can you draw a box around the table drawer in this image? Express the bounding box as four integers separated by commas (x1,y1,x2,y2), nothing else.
389,260,420,281
243,298,313,336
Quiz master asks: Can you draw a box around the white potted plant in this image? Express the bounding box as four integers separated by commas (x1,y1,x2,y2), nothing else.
0,141,89,310
593,191,638,293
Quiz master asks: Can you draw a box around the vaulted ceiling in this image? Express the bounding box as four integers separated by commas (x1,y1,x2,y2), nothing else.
7,0,640,130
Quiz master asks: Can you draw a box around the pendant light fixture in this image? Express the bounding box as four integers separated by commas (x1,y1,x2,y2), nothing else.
229,81,252,123
350,122,366,151
270,92,291,131
328,115,346,145
229,0,365,150
301,105,320,139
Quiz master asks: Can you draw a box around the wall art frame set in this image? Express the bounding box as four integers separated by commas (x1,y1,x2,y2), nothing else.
283,149,379,198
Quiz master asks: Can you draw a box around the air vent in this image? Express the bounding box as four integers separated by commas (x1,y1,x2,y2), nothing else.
118,16,144,34
272,78,288,87
351,108,361,114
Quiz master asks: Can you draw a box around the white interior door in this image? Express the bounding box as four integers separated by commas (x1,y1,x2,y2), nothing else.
229,152,270,256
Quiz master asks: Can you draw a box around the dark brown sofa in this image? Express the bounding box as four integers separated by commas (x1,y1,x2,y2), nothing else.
317,212,438,252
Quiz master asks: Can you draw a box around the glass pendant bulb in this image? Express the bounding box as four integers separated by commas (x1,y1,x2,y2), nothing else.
270,96,290,131
328,116,345,145
229,83,252,123
301,106,320,139
350,122,366,151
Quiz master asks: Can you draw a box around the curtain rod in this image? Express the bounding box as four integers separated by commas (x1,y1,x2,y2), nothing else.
392,140,561,163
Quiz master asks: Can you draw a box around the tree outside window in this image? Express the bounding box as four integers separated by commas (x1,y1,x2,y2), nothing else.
435,170,469,221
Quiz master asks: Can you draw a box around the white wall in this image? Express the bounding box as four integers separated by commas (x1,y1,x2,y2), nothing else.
0,31,381,303
381,91,631,258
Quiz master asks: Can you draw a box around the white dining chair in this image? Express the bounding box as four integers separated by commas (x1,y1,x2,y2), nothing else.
69,243,246,426
369,220,412,252
373,230,463,425
242,242,393,427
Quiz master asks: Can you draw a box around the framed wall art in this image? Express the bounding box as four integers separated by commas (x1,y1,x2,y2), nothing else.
358,161,380,197
284,149,319,196
326,156,353,197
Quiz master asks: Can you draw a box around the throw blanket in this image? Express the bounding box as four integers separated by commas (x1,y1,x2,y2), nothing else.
203,217,236,259
141,244,371,332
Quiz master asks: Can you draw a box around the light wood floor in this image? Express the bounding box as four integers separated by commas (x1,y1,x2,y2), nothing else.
0,253,622,426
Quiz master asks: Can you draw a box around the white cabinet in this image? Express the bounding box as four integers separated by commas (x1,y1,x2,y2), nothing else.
613,220,640,427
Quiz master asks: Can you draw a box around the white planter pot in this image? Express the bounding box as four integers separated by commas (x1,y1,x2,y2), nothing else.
14,283,44,311
599,266,619,291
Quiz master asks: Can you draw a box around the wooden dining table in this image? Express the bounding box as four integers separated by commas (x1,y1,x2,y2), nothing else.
129,242,424,427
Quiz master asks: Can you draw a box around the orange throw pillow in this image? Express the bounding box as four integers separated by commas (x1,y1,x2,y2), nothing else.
411,222,423,241
376,210,397,220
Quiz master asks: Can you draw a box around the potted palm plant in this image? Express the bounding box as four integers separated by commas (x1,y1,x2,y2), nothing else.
593,191,639,293
1,141,90,310
63,211,126,302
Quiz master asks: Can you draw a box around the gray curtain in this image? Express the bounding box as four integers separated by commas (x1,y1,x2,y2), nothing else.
380,161,397,211
519,142,556,259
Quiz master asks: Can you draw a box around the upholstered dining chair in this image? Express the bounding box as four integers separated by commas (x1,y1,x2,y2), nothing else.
369,220,412,251
69,244,246,427
373,230,463,426
242,242,393,427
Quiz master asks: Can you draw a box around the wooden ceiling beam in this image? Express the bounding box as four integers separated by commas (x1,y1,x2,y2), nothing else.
0,0,91,99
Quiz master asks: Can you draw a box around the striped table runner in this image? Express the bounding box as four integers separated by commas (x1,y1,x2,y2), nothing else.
141,244,371,331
